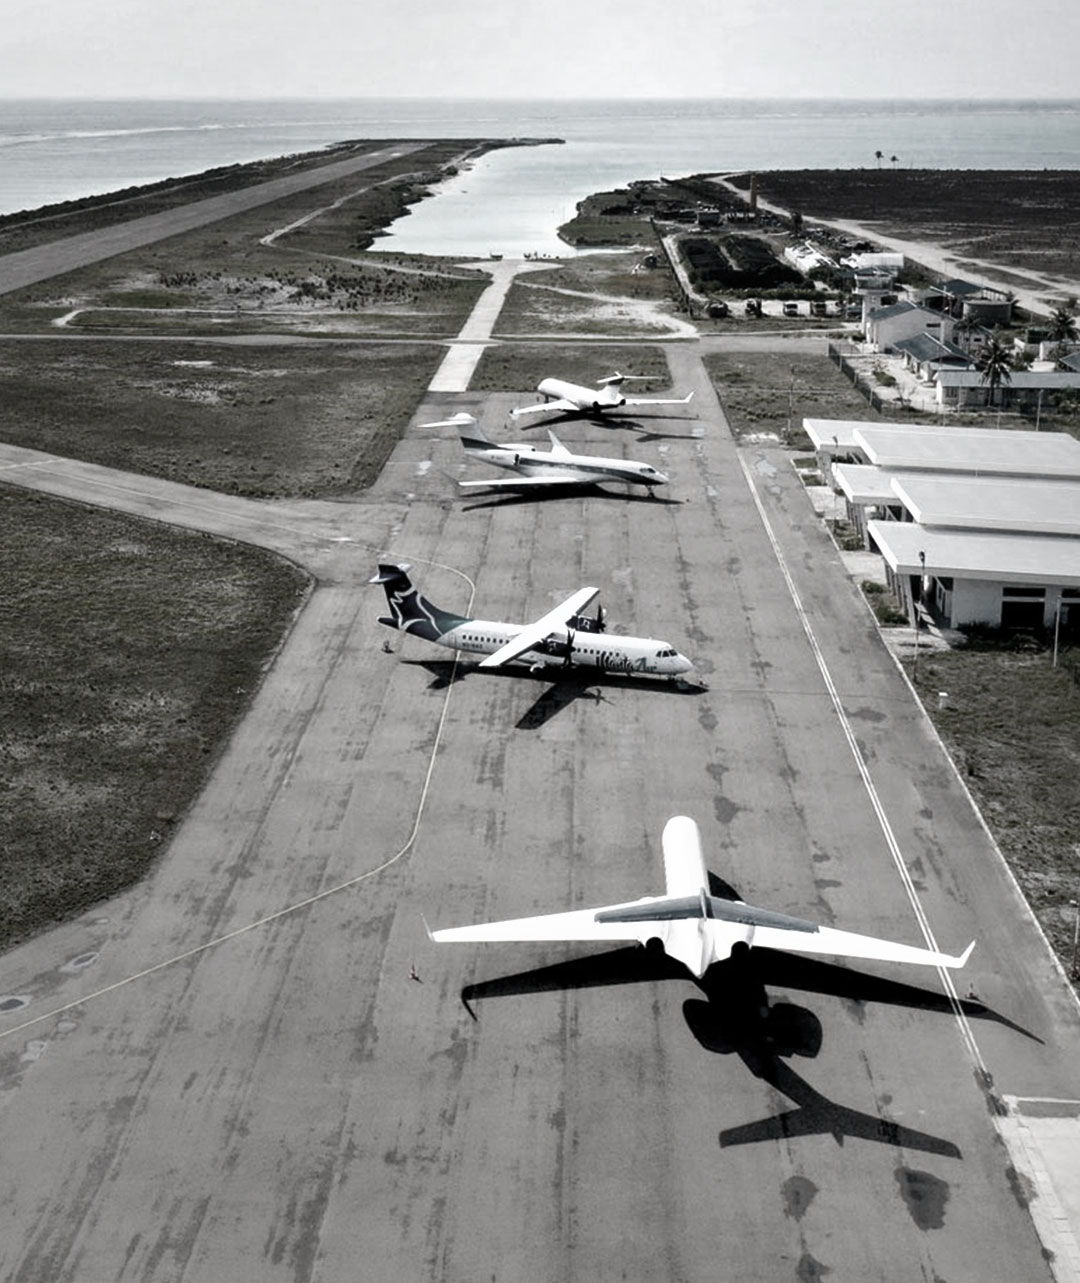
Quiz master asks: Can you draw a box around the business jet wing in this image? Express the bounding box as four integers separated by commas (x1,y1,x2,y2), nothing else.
428,897,665,945
510,399,579,419
623,391,695,408
478,585,600,668
744,920,975,969
457,476,592,491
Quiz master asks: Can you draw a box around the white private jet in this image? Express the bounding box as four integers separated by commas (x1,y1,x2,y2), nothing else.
428,815,975,981
370,563,693,679
422,412,670,493
510,373,694,421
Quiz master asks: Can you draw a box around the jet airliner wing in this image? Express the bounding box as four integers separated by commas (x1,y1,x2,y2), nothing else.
510,399,579,418
478,586,600,668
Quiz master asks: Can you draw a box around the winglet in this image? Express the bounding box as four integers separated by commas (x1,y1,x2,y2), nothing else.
546,429,571,458
421,914,436,942
953,941,976,968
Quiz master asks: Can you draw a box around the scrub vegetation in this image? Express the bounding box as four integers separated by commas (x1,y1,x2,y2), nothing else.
704,351,888,447
912,641,1080,971
470,344,672,395
0,338,440,497
0,488,309,951
728,169,1080,284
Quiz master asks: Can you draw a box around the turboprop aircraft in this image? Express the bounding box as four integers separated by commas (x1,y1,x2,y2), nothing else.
510,373,694,421
428,815,975,980
370,563,693,678
423,412,670,493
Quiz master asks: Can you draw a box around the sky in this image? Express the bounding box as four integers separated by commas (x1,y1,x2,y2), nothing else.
3,0,1078,100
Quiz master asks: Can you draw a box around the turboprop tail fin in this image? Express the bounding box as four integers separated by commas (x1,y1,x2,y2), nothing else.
369,563,470,641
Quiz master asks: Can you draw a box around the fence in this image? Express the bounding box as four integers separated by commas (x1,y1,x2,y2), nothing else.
827,340,889,414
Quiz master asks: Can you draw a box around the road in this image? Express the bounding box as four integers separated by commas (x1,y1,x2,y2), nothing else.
1,354,1079,1279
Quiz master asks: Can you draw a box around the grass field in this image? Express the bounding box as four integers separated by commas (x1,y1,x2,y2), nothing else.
0,338,443,497
470,344,674,395
912,640,1080,968
703,350,890,446
0,488,309,951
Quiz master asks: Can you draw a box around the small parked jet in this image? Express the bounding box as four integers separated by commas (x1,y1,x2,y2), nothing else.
370,563,693,678
510,373,694,421
428,815,975,980
423,412,669,493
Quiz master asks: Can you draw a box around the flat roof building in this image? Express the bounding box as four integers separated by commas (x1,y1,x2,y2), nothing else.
809,418,1080,632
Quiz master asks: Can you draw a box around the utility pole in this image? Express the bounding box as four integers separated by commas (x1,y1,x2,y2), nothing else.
912,549,926,682
1053,595,1063,668
1072,845,1080,980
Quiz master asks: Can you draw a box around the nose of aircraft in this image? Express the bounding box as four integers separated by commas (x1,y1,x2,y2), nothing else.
674,652,693,673
651,470,670,485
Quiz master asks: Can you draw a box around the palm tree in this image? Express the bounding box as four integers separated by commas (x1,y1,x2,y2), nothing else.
953,313,981,353
875,150,884,168
976,335,1014,407
1047,302,1078,349
890,154,899,167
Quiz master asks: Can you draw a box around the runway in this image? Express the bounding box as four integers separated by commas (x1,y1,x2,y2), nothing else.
0,143,430,297
2,342,1079,1280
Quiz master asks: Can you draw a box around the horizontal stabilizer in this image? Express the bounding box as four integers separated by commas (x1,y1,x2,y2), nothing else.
369,562,412,584
596,894,819,934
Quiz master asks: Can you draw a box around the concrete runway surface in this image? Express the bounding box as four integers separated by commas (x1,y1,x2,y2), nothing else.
2,337,1080,1281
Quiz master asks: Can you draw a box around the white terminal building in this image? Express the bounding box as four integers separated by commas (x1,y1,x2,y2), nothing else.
803,418,1080,632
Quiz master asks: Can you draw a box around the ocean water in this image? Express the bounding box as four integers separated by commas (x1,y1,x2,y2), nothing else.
2,98,1078,256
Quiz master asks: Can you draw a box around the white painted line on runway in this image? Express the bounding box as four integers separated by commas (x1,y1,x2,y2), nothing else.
737,452,987,1072
0,561,478,1043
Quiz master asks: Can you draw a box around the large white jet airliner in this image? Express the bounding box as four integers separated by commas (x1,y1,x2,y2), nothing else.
423,412,670,493
510,372,694,421
428,815,975,980
371,564,693,679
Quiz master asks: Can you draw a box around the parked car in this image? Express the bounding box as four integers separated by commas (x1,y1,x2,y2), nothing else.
782,301,800,317
811,299,828,317
744,298,763,317
706,299,729,318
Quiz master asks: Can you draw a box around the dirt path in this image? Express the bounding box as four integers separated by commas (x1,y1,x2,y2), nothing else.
712,174,1077,317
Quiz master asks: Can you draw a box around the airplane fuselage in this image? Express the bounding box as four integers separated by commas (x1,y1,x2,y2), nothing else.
464,441,667,488
433,616,692,677
537,377,625,412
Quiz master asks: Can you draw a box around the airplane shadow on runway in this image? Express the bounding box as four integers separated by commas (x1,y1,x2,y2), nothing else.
456,935,1039,1157
512,411,701,444
400,659,708,729
461,485,684,512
